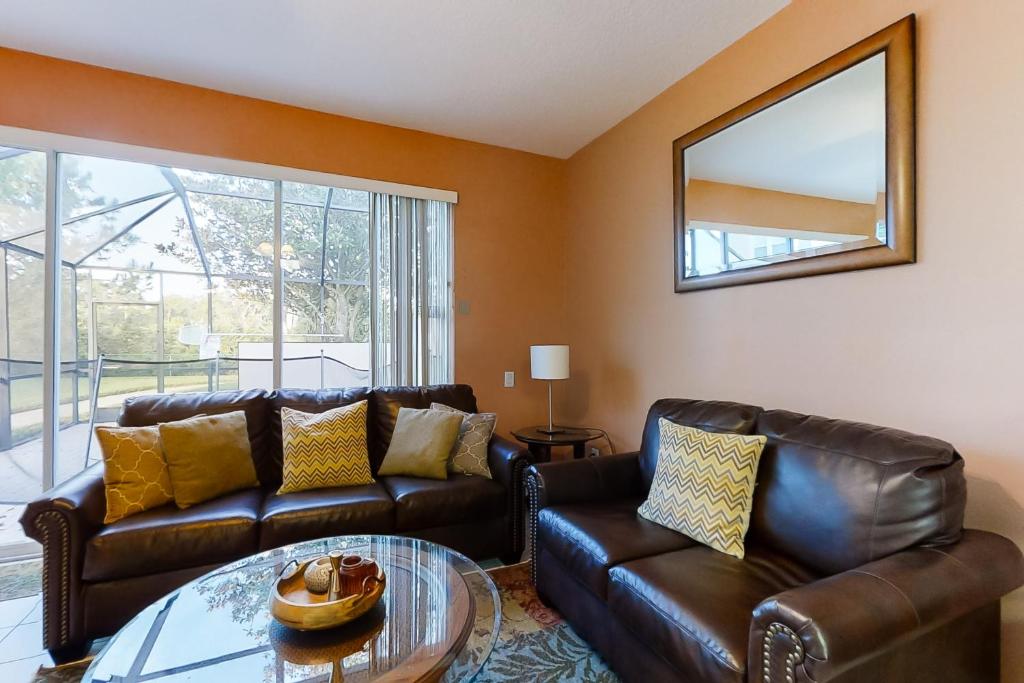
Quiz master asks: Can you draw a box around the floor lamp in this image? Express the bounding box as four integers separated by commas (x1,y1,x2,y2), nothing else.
530,345,569,434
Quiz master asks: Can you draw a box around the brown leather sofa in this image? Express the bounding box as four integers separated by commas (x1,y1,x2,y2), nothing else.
526,398,1024,682
21,383,528,662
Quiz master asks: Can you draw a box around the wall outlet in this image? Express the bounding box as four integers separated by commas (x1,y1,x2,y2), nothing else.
457,300,471,315
590,447,600,458
503,371,515,388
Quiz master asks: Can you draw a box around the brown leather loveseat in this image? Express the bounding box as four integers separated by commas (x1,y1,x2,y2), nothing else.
527,398,1024,682
22,383,528,662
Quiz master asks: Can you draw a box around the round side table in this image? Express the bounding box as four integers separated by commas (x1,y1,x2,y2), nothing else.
511,426,602,463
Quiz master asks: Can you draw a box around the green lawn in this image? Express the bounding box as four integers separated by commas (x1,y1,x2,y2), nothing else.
9,374,224,413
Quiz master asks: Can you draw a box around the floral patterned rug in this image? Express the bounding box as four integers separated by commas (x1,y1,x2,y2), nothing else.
24,560,617,682
475,562,617,682
0,558,41,601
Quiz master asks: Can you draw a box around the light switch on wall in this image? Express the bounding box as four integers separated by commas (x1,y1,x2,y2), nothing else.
503,371,515,388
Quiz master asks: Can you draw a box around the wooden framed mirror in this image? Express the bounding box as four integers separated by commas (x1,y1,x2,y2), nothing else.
673,15,915,292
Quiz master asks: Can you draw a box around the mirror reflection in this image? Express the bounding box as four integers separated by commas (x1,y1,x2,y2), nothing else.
683,53,886,278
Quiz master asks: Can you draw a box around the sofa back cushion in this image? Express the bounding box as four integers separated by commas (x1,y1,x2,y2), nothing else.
370,385,477,471
118,389,274,486
749,409,966,575
638,399,762,490
269,388,373,487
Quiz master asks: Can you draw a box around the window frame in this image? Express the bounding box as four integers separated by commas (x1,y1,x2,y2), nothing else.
0,124,458,491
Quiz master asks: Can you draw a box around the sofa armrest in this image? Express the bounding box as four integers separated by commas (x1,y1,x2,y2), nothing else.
19,462,106,655
526,451,643,509
487,434,528,490
524,452,643,583
487,435,530,559
749,529,1024,683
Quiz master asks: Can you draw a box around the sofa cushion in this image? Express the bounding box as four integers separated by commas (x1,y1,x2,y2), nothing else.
159,411,260,508
749,409,966,575
278,402,375,493
638,419,766,559
269,388,374,485
378,408,464,479
380,475,504,530
95,424,174,524
608,545,818,682
118,389,275,487
430,402,497,478
83,489,263,582
638,399,762,489
538,498,696,598
370,385,477,470
259,484,395,550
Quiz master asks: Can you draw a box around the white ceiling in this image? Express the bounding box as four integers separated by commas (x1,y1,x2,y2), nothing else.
687,53,886,203
0,0,788,158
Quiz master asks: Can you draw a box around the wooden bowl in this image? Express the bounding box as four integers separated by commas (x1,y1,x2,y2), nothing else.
270,555,386,631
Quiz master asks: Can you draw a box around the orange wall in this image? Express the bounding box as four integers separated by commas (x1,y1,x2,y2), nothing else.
0,46,569,434
687,179,877,237
564,0,1024,676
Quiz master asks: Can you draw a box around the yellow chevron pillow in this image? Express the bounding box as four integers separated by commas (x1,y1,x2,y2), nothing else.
278,401,375,494
638,418,766,559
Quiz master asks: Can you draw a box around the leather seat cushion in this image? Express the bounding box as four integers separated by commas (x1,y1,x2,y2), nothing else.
259,484,395,550
538,498,696,598
83,489,263,582
380,475,504,530
608,545,818,682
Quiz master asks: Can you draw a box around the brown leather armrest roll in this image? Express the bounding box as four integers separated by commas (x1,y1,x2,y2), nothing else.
21,461,106,542
749,529,1024,682
526,451,643,509
487,435,530,559
19,461,107,654
487,434,529,489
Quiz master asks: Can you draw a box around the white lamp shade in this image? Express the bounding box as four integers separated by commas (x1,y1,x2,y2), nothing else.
530,345,570,380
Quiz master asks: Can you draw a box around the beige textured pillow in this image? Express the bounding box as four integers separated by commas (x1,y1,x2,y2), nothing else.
430,402,496,478
279,402,375,493
96,425,174,523
159,411,259,508
638,418,766,559
377,407,463,480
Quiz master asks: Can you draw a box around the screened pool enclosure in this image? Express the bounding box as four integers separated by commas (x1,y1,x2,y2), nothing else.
0,137,454,556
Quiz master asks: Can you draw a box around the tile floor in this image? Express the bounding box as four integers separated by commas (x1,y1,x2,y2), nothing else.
0,559,95,683
0,590,52,682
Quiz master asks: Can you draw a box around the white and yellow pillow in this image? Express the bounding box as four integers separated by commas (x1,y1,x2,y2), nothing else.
96,425,175,524
638,418,766,559
278,401,374,494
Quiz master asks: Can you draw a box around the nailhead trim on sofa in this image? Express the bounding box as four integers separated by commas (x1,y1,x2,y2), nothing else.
762,621,804,683
525,470,540,584
34,510,71,648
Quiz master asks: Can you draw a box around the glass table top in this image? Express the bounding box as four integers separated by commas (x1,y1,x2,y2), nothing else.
83,535,501,683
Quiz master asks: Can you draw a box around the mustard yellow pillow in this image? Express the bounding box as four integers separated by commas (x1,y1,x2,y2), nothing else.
96,425,174,524
158,411,259,508
638,419,766,559
377,408,463,480
279,401,375,494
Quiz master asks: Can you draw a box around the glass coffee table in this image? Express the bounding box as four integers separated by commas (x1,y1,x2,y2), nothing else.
82,535,501,682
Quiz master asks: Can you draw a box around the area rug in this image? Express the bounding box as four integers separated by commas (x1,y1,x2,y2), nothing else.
0,558,41,601
25,560,617,682
474,562,617,682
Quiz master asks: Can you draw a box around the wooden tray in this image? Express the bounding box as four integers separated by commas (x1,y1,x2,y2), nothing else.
270,555,386,631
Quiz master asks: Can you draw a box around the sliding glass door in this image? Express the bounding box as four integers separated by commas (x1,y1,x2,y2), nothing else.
0,131,454,558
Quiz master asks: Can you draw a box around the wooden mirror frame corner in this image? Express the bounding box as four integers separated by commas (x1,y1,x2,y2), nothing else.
673,15,916,293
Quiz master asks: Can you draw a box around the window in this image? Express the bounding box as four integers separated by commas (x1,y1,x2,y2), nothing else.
686,227,844,276
0,130,456,557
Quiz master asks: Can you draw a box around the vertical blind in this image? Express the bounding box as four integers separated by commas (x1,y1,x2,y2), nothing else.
370,194,454,386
